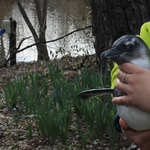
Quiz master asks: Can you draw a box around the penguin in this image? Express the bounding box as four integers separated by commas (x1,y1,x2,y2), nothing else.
78,35,150,131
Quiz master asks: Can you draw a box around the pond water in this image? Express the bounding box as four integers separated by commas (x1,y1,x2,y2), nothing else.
0,0,94,62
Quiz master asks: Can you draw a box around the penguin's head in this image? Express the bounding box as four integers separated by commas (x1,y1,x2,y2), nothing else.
101,35,150,65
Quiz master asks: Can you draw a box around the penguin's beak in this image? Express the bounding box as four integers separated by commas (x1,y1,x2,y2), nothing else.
101,48,121,61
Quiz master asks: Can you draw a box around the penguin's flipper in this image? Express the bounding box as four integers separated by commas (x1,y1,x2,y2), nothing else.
77,88,114,100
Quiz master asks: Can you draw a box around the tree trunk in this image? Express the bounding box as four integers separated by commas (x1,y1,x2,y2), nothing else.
91,0,150,69
17,0,49,61
34,0,49,61
9,18,17,66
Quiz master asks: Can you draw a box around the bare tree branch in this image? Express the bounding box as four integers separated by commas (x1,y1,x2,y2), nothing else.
41,0,47,32
17,25,92,53
34,0,42,24
17,0,39,42
17,36,32,50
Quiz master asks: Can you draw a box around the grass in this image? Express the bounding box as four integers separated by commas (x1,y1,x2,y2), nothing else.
3,63,119,149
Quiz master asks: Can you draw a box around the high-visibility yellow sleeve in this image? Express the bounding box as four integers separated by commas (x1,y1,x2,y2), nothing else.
139,22,150,49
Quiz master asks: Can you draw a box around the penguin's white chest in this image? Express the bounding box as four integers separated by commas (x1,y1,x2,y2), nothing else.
120,57,150,131
131,57,150,69
117,105,150,131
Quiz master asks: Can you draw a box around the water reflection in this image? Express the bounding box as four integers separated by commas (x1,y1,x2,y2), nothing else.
0,0,94,62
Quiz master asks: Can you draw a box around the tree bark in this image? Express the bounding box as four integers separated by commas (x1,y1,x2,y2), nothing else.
9,18,17,66
17,0,49,61
91,0,150,69
35,0,49,61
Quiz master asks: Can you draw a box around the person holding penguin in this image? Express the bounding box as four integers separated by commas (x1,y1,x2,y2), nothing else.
78,21,150,149
112,22,150,150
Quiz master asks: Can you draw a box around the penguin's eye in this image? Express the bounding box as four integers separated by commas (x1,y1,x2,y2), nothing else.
125,41,134,49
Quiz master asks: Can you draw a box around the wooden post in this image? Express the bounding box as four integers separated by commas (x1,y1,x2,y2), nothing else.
9,18,17,66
